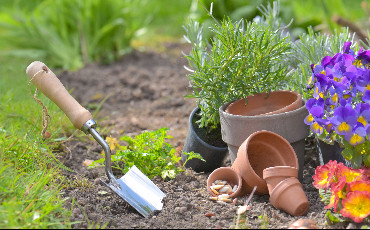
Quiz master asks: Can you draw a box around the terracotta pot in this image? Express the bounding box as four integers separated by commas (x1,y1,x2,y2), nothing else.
263,166,298,194
207,167,242,198
182,107,228,172
225,90,302,116
269,177,309,216
219,94,309,181
231,130,298,195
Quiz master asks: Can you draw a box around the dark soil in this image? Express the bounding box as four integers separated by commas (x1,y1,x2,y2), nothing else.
54,42,360,229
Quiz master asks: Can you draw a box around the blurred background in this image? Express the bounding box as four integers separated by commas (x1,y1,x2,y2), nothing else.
0,0,369,71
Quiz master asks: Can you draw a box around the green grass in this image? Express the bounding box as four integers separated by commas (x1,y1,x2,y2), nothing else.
0,54,73,228
0,162,71,229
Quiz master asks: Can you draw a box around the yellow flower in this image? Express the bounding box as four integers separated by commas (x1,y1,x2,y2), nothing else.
341,191,370,223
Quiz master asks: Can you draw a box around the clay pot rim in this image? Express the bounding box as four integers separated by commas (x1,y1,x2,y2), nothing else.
207,167,243,198
220,100,307,120
225,90,301,116
269,177,302,208
263,166,299,180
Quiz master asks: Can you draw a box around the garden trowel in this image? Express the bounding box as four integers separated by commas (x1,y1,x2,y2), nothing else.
26,61,165,218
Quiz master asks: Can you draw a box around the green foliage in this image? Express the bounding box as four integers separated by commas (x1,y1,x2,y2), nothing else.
90,127,204,180
258,214,270,229
326,210,346,224
0,162,71,229
183,10,291,128
0,0,150,70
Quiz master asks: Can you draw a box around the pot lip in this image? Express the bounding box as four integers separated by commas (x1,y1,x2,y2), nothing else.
220,99,308,120
269,177,302,207
263,166,299,179
207,167,242,198
225,90,301,116
189,107,228,151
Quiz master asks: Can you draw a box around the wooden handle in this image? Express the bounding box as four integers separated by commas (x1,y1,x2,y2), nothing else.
26,61,93,130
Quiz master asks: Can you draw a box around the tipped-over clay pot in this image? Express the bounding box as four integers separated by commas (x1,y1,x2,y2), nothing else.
225,90,302,116
263,166,298,194
270,177,309,216
231,130,298,196
207,167,242,198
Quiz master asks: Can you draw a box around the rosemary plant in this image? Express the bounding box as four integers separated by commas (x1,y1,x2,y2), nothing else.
183,16,291,129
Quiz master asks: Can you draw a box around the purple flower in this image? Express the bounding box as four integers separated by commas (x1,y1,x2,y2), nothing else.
356,49,370,66
343,42,351,53
356,103,370,127
345,124,367,145
311,122,324,135
306,97,324,114
363,90,370,103
330,106,357,135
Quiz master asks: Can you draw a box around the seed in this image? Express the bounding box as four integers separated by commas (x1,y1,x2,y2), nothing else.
218,197,231,203
211,188,219,195
232,198,237,205
209,197,218,201
218,194,230,199
214,180,223,185
236,205,251,215
232,185,238,193
211,185,224,190
216,201,228,205
219,185,231,194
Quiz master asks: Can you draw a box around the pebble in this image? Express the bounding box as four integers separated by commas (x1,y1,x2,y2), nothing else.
94,178,102,185
204,212,215,217
72,208,81,216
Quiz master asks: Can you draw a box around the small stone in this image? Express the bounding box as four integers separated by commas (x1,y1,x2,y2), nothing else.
94,178,102,185
72,208,81,216
288,219,318,229
210,216,217,221
204,212,215,217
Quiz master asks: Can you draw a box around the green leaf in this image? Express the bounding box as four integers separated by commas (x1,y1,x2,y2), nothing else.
325,210,346,224
351,149,363,169
319,188,332,205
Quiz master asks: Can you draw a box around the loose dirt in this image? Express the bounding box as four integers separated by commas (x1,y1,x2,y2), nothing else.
54,43,358,229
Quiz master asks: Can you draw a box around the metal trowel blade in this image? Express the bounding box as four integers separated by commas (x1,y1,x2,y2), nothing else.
105,165,166,218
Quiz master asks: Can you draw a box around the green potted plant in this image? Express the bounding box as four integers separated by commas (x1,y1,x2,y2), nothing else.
181,2,308,177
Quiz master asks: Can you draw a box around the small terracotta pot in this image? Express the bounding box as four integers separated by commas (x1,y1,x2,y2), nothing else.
225,90,302,116
263,166,298,194
269,177,309,216
207,167,242,198
231,130,298,195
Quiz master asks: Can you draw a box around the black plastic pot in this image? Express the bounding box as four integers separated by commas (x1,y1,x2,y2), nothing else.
316,136,352,167
181,107,228,173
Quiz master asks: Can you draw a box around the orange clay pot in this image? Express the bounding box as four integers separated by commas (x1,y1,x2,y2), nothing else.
269,177,309,216
207,167,242,198
263,166,298,194
231,130,298,196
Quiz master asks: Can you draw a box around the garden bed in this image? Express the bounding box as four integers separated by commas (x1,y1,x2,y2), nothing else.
56,43,356,229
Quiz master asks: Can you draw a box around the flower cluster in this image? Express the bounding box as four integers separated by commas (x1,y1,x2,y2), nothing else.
313,160,370,223
305,41,370,167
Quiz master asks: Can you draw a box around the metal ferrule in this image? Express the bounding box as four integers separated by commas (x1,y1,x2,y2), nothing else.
81,119,97,134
